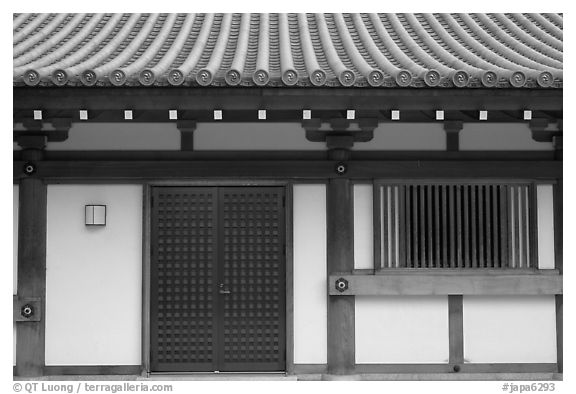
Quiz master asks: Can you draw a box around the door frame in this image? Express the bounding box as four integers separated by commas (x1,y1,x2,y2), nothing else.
141,180,294,376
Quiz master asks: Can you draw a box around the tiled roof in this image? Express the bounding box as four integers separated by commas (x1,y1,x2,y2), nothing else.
13,13,563,88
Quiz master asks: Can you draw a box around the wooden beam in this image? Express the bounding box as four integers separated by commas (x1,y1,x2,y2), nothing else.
327,273,562,296
43,365,142,376
13,160,562,181
23,150,559,162
448,295,464,369
15,168,47,377
13,87,563,112
355,363,557,374
327,179,355,375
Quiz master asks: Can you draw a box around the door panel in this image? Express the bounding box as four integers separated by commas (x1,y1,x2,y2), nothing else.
150,186,285,372
150,187,218,372
219,188,286,371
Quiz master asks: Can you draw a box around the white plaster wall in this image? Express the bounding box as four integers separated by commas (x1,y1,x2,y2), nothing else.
195,122,325,150
46,123,180,150
537,184,556,269
460,123,554,151
13,185,18,366
354,184,373,270
45,185,142,365
463,296,557,363
354,123,446,150
355,296,449,363
293,184,327,364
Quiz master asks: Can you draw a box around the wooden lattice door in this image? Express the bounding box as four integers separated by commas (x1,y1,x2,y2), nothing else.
150,187,286,372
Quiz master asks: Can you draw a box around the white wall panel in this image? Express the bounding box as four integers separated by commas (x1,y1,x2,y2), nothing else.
354,184,373,270
537,184,556,269
45,185,142,365
463,296,557,363
195,123,325,150
460,123,554,151
355,296,449,363
293,184,327,364
46,123,180,150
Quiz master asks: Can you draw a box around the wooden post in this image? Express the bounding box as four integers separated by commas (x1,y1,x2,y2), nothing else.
554,179,562,373
326,133,355,375
448,295,464,370
16,144,47,377
327,177,355,375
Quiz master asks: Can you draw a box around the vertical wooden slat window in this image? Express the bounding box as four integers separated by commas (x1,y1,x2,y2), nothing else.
377,182,534,270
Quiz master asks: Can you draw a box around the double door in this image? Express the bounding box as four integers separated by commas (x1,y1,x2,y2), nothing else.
150,187,286,372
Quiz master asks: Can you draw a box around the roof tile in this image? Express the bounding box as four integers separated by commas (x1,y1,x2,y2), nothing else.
13,13,563,88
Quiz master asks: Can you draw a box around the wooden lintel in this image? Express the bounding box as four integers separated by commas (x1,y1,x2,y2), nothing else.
328,273,562,296
13,87,563,112
12,160,562,181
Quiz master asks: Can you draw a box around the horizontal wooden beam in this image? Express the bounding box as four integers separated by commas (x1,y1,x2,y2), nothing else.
13,160,562,181
328,273,562,296
42,365,142,376
14,87,562,112
14,150,560,162
355,363,557,374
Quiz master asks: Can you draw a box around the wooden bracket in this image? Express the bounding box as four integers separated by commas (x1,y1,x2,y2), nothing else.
176,120,197,151
444,121,463,151
529,119,561,142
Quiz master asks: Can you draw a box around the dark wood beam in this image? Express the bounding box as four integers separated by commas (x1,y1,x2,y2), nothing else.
327,273,562,296
13,160,562,181
326,178,355,375
17,150,559,162
14,87,562,112
448,295,464,370
15,148,47,377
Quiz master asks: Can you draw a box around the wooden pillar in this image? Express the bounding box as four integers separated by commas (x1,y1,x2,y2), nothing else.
554,178,562,373
448,295,464,371
326,146,355,375
15,144,47,377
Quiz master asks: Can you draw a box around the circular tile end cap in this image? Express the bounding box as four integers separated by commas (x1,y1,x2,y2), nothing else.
168,69,185,86
424,69,442,87
253,69,270,86
310,69,327,86
452,70,470,87
537,71,554,88
395,70,413,87
367,70,384,87
80,69,98,86
282,69,299,86
481,71,498,87
23,69,40,86
225,69,242,86
51,69,68,86
196,69,213,86
109,69,127,86
509,71,527,87
138,69,156,86
338,70,356,87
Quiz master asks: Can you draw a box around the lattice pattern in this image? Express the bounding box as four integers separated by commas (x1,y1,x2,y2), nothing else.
151,188,217,369
151,187,285,372
220,188,285,366
379,182,533,269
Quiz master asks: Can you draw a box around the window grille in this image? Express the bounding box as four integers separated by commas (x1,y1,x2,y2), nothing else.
376,182,534,269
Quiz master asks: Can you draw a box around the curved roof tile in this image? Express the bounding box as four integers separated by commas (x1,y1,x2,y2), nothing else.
13,13,563,88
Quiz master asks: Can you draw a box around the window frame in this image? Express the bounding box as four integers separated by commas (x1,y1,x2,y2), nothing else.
371,179,556,272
